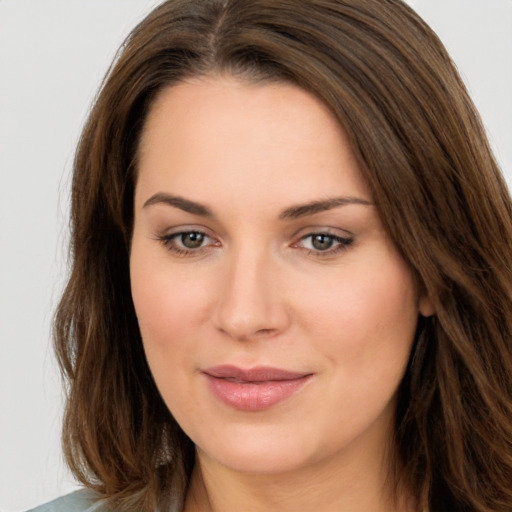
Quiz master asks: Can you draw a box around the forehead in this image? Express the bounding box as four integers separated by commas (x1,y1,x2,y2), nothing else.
136,75,371,210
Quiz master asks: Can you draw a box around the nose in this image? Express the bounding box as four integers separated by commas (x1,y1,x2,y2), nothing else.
213,247,291,341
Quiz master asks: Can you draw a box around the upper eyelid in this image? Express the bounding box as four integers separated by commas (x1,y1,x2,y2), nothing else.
299,229,352,237
291,225,354,240
164,230,216,244
156,226,354,245
294,233,353,247
294,233,354,257
156,231,354,263
157,231,217,255
159,225,215,239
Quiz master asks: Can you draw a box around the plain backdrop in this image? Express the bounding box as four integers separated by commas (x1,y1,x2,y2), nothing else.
0,1,511,511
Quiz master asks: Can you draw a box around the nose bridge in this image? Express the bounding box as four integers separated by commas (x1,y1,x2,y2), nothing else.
214,241,288,340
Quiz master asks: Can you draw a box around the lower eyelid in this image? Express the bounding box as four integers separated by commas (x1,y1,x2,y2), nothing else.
155,229,352,255
298,233,352,245
297,234,354,254
157,230,221,255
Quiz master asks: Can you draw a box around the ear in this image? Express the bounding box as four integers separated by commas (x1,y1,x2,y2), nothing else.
419,294,435,317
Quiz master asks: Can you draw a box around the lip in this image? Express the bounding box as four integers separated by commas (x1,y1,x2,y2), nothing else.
202,365,313,411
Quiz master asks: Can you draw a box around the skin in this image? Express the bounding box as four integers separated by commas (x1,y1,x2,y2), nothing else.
130,75,433,512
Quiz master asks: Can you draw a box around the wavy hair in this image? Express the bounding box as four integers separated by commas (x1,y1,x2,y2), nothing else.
54,0,512,510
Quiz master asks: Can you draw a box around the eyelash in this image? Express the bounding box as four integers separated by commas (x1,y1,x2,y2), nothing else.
157,231,353,258
296,233,353,257
157,230,216,257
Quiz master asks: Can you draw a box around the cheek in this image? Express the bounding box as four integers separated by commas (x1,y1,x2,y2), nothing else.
129,247,212,359
297,251,419,368
129,251,215,420
288,252,419,448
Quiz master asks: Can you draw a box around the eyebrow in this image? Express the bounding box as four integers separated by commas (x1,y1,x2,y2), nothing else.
142,193,373,219
143,193,213,216
278,196,373,219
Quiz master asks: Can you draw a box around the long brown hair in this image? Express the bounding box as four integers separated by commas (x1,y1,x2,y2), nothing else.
55,1,512,510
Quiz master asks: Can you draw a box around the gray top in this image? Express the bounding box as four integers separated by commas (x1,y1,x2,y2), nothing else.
26,490,104,512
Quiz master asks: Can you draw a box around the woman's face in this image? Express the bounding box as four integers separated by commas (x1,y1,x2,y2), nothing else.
130,76,432,477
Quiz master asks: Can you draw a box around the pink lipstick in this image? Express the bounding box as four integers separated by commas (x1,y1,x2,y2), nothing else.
202,365,313,411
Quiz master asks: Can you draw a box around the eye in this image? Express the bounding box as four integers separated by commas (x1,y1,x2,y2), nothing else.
158,230,218,255
308,234,337,251
296,232,353,256
178,232,207,249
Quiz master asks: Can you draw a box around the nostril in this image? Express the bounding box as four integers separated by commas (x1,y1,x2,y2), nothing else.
217,326,279,342
255,328,276,336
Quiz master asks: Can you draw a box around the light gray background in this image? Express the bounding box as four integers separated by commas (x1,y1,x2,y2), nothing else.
0,1,511,511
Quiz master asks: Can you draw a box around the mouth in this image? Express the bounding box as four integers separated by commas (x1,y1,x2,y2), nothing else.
201,365,313,411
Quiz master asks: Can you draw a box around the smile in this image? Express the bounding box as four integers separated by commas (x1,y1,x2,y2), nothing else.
202,365,313,411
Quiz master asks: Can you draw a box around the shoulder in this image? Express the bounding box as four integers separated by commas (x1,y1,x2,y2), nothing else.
26,489,105,512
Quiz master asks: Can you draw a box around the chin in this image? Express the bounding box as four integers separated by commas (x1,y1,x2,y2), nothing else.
194,422,320,475
204,446,314,476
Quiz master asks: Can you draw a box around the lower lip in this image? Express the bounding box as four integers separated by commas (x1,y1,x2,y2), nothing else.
203,374,312,411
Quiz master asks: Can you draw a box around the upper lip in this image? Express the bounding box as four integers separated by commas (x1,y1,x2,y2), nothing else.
202,365,312,382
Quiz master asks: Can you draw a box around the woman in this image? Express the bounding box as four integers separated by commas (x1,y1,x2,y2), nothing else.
30,0,512,511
